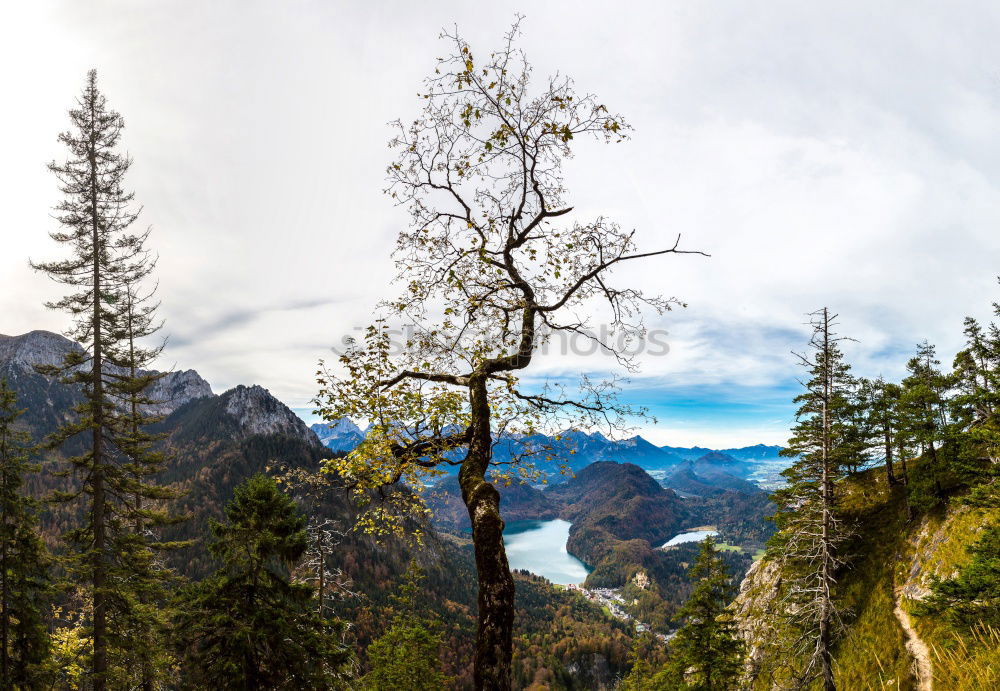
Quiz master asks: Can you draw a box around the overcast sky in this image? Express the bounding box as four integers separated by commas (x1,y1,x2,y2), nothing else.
3,1,1000,447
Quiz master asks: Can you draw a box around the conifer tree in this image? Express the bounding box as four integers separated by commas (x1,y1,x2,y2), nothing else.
172,474,352,689
362,560,449,690
919,291,1000,629
918,525,1000,628
950,310,1000,498
618,633,669,691
854,377,903,486
893,397,918,521
106,272,183,689
30,70,169,689
772,308,854,691
299,517,354,619
0,380,51,688
657,536,743,690
843,379,877,475
899,341,952,511
274,465,354,618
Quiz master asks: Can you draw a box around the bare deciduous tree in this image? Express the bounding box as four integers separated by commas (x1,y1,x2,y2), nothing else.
315,21,701,689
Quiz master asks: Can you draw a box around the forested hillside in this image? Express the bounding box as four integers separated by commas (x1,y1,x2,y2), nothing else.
2,330,651,688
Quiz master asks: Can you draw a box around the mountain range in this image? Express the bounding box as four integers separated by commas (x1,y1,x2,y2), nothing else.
311,418,785,479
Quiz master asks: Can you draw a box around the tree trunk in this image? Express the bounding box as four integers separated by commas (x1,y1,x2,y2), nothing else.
899,448,914,521
884,427,897,486
1,509,8,686
818,308,837,691
928,440,943,497
127,330,154,691
89,103,108,691
820,618,835,691
460,375,515,691
317,534,326,618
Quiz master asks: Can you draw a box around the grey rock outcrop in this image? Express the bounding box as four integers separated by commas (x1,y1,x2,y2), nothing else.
146,369,213,416
0,330,82,370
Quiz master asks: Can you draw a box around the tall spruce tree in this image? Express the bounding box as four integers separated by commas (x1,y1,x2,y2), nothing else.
172,474,353,689
658,536,743,690
772,308,854,691
0,380,51,688
30,70,166,689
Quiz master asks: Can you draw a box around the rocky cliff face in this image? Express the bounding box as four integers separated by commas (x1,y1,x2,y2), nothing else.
730,556,783,686
0,331,331,454
0,331,85,440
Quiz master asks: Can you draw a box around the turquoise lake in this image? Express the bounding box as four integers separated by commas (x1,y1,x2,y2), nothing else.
503,519,591,586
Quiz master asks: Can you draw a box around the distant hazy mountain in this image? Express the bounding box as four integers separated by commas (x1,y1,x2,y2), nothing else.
661,443,785,461
716,444,785,460
659,445,717,460
663,463,762,497
492,430,687,473
311,421,688,474
683,451,751,478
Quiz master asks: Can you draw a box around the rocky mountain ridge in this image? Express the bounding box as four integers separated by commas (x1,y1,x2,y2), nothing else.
0,330,79,369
